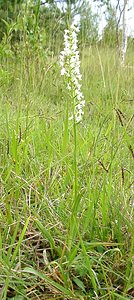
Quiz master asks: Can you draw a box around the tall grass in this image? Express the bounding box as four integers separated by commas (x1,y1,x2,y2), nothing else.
0,41,133,299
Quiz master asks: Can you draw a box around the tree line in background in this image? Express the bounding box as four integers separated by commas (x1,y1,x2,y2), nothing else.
0,0,134,59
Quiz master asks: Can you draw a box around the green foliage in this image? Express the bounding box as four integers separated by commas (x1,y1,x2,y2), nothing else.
127,35,134,49
0,44,134,298
0,0,66,57
101,4,119,47
39,3,65,53
0,0,23,40
0,1,134,299
0,0,101,56
79,1,99,46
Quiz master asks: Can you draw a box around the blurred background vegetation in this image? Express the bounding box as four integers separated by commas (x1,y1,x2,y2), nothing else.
0,0,133,60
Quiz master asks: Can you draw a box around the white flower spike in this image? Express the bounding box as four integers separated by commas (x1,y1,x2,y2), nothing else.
60,23,85,123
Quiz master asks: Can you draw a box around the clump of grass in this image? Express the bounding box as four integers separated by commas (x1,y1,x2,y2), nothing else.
0,35,134,299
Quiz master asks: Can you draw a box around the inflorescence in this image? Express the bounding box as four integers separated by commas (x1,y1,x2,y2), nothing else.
59,23,85,123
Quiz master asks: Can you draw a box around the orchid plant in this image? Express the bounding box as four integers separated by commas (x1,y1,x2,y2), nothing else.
59,23,85,248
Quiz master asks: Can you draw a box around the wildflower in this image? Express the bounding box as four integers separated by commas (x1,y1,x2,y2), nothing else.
59,23,85,123
61,68,66,76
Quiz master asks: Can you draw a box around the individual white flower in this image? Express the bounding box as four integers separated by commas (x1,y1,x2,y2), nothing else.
81,100,86,106
71,22,79,32
61,68,66,76
64,29,69,34
77,92,84,101
67,83,71,90
77,74,82,80
75,108,84,123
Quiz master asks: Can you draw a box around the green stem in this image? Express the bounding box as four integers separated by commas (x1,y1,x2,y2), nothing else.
68,96,78,250
63,98,69,156
73,114,77,200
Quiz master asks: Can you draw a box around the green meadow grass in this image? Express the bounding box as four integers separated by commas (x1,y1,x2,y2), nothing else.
0,46,134,299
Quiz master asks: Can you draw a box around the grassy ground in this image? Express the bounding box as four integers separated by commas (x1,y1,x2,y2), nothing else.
0,45,134,299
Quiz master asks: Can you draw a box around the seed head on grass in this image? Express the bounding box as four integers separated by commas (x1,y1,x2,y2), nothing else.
60,23,85,123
